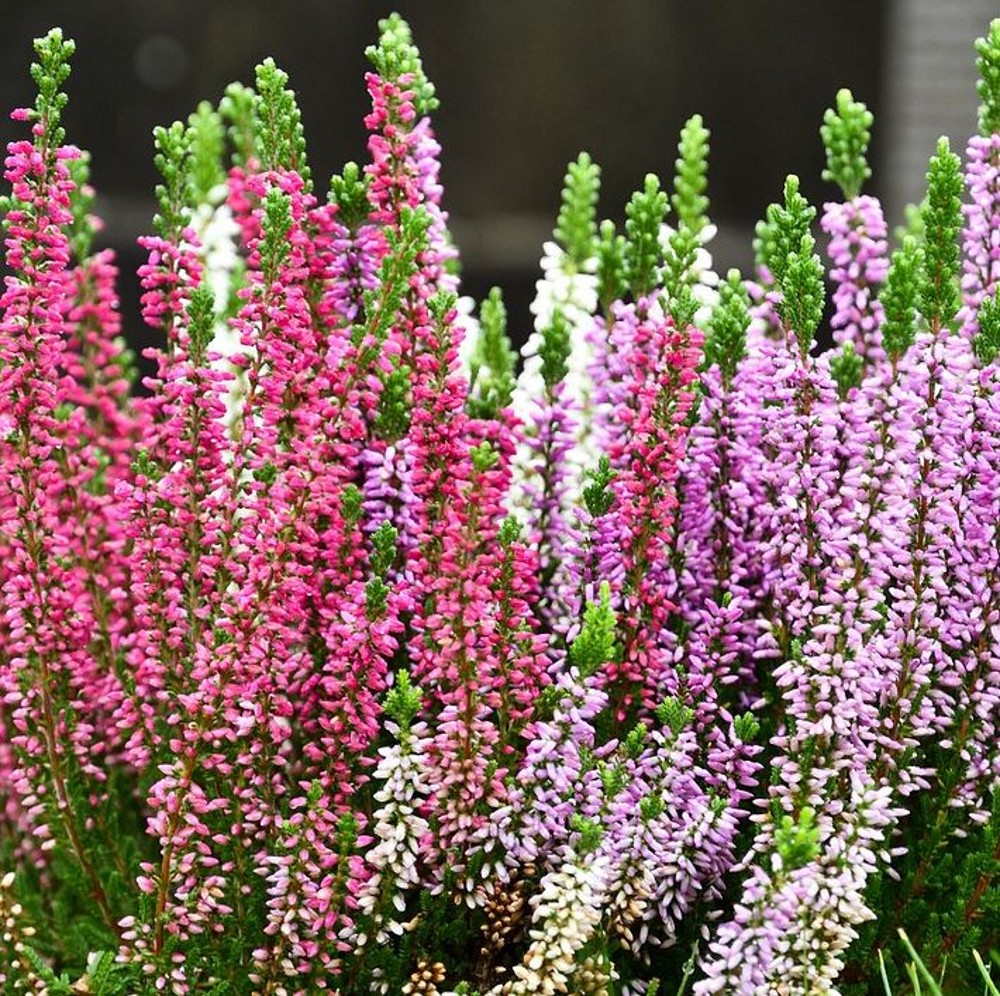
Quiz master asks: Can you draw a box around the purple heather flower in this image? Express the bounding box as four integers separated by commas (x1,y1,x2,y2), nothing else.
821,195,889,366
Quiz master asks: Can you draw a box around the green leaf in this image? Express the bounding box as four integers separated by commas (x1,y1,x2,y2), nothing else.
597,218,628,314
151,120,191,240
734,711,760,743
260,187,293,282
370,521,398,577
754,174,816,287
778,232,826,357
975,18,1000,137
569,581,618,677
539,310,572,390
467,286,516,419
329,161,371,232
219,81,257,168
774,806,820,870
365,13,438,115
830,341,864,398
821,88,874,199
569,814,603,854
656,696,694,736
385,669,422,728
672,114,711,236
185,284,217,363
66,152,97,262
625,173,669,299
28,28,75,151
704,269,750,384
554,151,601,268
973,292,1000,364
898,930,944,995
920,137,963,332
881,237,923,361
254,57,310,188
374,360,412,440
582,454,617,518
186,100,226,205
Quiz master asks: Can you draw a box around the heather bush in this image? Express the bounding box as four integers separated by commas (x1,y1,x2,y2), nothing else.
0,13,997,995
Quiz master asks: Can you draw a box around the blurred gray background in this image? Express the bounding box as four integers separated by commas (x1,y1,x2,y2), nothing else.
0,0,994,359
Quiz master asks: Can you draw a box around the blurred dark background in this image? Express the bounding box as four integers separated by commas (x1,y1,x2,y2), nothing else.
0,0,992,357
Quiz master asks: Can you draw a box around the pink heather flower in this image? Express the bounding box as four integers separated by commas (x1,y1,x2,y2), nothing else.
0,128,128,902
597,297,703,721
821,195,889,366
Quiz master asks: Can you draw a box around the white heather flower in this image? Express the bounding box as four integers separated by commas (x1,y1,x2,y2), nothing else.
490,845,611,996
189,191,245,424
453,293,481,383
350,719,431,945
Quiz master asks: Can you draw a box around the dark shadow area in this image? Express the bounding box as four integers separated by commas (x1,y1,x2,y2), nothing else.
0,1,887,357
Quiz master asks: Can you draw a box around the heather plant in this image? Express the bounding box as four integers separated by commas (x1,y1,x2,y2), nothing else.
0,12,998,996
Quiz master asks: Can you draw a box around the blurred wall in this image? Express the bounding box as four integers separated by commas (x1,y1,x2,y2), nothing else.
1,1,983,356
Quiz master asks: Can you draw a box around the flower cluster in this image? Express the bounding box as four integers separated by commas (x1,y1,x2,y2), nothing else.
0,14,998,996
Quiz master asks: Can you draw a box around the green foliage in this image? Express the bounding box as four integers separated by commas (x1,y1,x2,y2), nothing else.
471,440,499,473
370,522,398,577
656,696,694,736
831,341,865,398
849,790,999,993
623,722,648,758
428,288,458,324
661,223,700,324
597,218,628,314
570,581,618,676
65,153,97,262
703,269,750,384
329,161,372,231
554,151,601,268
881,237,923,362
920,137,963,332
672,114,710,236
973,293,1000,364
186,100,226,204
219,81,257,168
467,286,516,419
151,120,191,240
975,18,1000,137
539,310,572,390
28,28,75,151
778,232,826,357
366,522,398,619
624,173,669,299
640,793,665,821
384,669,422,729
259,187,293,282
569,813,603,854
774,807,820,870
185,284,217,363
582,454,617,518
374,360,412,440
340,483,363,525
734,711,760,743
254,57,310,189
754,174,817,286
366,12,439,115
360,206,432,352
821,88,874,199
